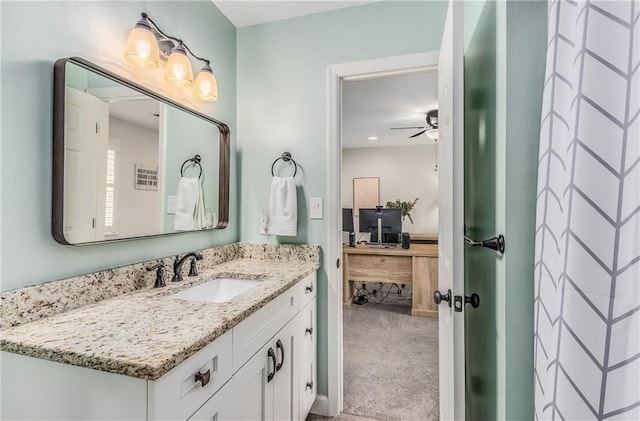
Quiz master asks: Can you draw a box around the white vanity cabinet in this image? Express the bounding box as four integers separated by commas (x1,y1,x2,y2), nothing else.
0,272,316,421
193,317,298,421
1,272,318,421
190,272,317,421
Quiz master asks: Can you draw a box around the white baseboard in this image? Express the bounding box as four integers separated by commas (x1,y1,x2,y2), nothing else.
310,394,329,416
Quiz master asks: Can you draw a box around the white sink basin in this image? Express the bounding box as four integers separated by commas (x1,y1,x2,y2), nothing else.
170,278,261,303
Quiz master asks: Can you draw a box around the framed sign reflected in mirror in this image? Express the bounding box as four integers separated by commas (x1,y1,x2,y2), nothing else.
353,177,380,216
52,57,230,245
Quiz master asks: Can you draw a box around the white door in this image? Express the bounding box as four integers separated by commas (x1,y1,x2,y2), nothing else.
63,87,107,243
436,1,465,419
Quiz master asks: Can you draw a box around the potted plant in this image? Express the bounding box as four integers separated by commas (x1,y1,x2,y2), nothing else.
385,198,419,224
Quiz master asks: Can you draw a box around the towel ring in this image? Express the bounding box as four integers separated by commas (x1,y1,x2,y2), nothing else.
181,154,203,179
271,152,298,177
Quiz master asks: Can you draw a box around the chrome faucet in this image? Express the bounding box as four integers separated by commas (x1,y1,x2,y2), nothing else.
172,251,203,282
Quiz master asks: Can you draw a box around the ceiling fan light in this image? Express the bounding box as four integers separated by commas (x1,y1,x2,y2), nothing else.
426,128,439,141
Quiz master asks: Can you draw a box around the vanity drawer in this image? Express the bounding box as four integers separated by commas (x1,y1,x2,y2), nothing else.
232,284,298,372
148,330,233,421
298,272,317,309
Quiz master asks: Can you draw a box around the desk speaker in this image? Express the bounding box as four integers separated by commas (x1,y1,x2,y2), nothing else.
401,232,410,249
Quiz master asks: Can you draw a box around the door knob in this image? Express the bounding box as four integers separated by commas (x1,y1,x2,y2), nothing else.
433,289,452,307
465,293,480,308
454,293,480,312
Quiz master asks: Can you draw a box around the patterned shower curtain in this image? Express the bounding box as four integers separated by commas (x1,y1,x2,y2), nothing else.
534,0,639,420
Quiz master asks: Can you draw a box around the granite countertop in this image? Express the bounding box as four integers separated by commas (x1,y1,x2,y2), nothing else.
0,257,318,380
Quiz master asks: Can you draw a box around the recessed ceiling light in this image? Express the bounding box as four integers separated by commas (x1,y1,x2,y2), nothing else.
368,136,378,141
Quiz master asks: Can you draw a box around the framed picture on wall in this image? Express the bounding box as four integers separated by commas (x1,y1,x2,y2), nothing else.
134,164,158,191
353,177,380,216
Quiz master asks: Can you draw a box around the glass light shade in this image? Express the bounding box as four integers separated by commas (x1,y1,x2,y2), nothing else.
426,128,439,141
193,64,218,102
123,19,160,69
164,44,194,88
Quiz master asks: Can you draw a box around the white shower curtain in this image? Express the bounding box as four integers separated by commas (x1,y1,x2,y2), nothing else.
534,0,639,420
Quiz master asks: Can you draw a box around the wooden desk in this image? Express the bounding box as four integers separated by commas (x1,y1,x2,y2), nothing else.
342,244,438,318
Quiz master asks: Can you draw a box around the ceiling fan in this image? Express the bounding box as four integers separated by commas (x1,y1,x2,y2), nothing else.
390,109,439,140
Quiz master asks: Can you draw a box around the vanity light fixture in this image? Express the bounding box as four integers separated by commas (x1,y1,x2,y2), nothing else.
124,12,218,102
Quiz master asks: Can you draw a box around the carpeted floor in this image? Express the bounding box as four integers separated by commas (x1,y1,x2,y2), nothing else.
342,283,439,421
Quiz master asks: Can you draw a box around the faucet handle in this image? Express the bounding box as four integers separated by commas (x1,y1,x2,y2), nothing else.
189,257,199,277
146,264,166,288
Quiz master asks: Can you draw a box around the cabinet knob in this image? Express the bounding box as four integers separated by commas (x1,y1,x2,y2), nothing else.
194,369,211,387
305,381,314,391
305,327,313,335
305,284,313,293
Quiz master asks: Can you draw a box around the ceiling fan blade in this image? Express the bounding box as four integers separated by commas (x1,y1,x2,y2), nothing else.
390,126,425,130
409,129,427,138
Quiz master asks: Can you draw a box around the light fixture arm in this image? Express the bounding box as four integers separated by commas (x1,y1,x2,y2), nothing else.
141,12,210,66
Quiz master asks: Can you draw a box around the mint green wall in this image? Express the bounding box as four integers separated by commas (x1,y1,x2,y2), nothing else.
161,106,220,232
236,1,448,395
502,1,546,419
0,1,237,291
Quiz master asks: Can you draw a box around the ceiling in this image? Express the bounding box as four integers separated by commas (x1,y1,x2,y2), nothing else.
342,70,439,149
213,1,375,27
213,1,438,149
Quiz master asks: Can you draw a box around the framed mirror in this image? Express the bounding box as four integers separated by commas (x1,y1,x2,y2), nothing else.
52,57,230,245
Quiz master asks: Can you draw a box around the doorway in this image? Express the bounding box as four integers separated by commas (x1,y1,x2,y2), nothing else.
325,51,442,418
340,70,440,419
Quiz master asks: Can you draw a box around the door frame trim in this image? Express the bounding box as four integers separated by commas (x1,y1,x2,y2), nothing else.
325,50,440,416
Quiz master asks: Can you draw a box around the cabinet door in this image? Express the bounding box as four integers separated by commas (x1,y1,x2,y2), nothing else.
298,355,316,420
273,318,297,421
222,342,274,421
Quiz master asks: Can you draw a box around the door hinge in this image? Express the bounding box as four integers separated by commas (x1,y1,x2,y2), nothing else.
96,122,99,134
92,218,95,229
336,258,340,269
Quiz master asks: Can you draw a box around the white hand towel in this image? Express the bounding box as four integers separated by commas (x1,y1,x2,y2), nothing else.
174,177,199,231
194,180,206,230
268,176,297,236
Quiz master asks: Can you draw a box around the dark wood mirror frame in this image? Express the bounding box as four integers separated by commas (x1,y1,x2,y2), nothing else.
52,57,230,245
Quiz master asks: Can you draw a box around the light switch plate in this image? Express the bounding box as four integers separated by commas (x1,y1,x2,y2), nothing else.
310,197,323,219
167,195,176,214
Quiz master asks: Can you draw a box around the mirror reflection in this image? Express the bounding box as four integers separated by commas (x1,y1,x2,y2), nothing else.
53,58,228,245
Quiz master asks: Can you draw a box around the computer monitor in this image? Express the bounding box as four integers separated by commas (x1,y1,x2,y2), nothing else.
342,208,354,232
358,207,402,245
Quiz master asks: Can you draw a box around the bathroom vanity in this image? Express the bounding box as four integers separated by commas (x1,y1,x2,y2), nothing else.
0,244,319,420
